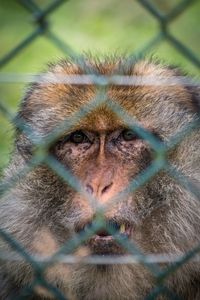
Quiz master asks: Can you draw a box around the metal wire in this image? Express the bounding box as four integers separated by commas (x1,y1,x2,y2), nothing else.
0,1,199,299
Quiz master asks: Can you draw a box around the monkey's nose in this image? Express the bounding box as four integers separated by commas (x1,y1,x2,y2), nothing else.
86,182,113,197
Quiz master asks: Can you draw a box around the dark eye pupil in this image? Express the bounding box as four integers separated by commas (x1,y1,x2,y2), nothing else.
71,131,85,143
122,129,138,141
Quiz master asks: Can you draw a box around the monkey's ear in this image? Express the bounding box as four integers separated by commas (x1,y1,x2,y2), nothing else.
13,110,35,160
167,65,200,113
184,85,200,113
15,133,33,161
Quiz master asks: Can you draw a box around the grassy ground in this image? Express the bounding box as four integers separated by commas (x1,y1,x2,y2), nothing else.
0,0,200,169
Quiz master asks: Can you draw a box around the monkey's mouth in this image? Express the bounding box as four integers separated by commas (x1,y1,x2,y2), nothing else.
76,221,132,255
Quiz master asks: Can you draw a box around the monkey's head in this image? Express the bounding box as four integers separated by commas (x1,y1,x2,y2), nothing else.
15,57,200,258
5,57,199,299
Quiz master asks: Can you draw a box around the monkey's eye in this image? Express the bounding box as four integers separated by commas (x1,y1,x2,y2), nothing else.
69,131,89,144
121,129,140,141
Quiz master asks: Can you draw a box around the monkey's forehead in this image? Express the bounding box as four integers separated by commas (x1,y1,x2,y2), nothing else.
32,58,194,113
19,58,196,137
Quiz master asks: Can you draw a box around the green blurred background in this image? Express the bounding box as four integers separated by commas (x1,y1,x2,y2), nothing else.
0,0,200,170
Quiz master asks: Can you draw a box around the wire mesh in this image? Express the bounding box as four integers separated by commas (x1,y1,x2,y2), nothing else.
0,0,199,299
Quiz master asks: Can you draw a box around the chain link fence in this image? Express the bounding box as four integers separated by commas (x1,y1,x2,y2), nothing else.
0,0,199,299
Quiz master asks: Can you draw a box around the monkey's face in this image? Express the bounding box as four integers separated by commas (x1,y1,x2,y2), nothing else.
53,120,153,254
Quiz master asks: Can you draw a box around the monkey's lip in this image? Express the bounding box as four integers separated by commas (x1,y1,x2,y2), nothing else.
76,221,132,255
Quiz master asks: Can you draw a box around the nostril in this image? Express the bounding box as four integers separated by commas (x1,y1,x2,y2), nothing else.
86,184,93,194
101,182,113,195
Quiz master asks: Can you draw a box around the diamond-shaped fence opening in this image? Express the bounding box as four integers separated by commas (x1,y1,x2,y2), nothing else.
0,1,199,299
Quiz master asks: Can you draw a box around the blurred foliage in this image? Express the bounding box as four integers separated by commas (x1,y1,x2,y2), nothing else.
0,0,199,169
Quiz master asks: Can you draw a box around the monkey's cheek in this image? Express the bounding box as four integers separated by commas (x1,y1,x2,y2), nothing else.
33,264,73,299
33,285,55,299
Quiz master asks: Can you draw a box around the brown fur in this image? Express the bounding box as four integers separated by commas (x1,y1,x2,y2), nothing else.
0,56,200,300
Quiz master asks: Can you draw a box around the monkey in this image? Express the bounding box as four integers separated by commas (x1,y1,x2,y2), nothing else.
0,56,200,300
